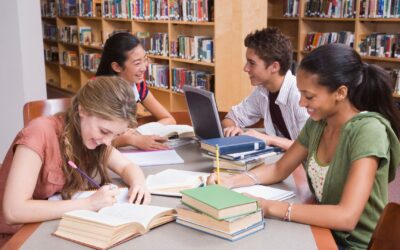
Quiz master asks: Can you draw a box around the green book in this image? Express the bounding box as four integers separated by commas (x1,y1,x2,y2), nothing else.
180,185,258,220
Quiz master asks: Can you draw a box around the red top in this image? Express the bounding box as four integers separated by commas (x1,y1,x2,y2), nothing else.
0,116,65,234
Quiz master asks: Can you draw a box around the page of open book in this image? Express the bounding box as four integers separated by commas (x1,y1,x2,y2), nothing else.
232,185,295,201
137,122,194,137
146,169,210,196
48,187,129,203
98,203,173,229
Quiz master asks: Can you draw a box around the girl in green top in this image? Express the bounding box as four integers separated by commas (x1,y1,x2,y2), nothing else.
208,44,400,249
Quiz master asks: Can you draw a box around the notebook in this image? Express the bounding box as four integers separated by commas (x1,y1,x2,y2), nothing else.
233,185,295,201
183,85,224,139
122,149,184,166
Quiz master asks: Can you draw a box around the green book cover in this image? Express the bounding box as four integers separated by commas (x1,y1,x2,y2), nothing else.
180,185,257,210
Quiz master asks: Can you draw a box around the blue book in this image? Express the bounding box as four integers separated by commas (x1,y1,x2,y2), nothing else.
200,135,266,155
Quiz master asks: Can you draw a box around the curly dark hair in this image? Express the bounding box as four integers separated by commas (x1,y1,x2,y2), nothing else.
244,27,293,75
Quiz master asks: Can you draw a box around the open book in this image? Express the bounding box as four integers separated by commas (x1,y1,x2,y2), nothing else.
53,203,176,250
137,122,195,139
146,169,210,197
233,185,295,201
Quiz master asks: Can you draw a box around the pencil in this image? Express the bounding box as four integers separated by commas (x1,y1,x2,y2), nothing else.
68,160,101,188
216,145,220,184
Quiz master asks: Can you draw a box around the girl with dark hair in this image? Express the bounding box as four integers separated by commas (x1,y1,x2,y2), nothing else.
96,32,176,150
0,77,151,243
208,44,400,249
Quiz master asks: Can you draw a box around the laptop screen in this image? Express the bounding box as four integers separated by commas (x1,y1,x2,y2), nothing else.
183,86,224,140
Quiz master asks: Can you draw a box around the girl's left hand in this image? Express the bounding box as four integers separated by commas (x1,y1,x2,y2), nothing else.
128,184,151,205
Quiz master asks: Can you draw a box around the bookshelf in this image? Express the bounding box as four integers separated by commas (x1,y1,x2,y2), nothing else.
267,0,400,102
40,0,268,112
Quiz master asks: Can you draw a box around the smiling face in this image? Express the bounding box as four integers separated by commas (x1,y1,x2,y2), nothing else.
79,106,129,149
296,69,342,121
113,45,148,84
243,48,274,87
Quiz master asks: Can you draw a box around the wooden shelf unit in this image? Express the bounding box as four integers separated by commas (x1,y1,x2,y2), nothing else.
40,0,267,112
267,0,400,96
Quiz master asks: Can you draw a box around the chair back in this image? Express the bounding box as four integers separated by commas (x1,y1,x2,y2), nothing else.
368,202,400,250
23,98,72,126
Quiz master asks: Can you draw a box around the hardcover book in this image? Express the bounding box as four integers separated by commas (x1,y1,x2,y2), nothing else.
53,204,176,249
200,135,266,155
180,185,258,220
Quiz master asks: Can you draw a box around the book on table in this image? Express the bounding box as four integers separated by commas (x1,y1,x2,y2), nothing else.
136,122,194,139
206,146,283,161
200,135,266,154
233,185,296,201
145,169,210,197
180,185,258,220
176,205,263,235
176,217,265,241
212,151,283,171
53,203,176,250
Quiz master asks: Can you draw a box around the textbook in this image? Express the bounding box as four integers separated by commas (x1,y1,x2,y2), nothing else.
137,122,195,139
200,135,266,154
53,203,176,250
146,169,210,197
180,185,258,220
212,151,283,171
176,205,263,234
206,146,283,161
176,218,265,241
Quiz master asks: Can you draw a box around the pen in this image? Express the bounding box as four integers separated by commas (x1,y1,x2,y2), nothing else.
216,145,220,185
67,160,101,189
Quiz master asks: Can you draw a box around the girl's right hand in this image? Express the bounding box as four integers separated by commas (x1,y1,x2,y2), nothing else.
206,172,237,189
87,185,120,211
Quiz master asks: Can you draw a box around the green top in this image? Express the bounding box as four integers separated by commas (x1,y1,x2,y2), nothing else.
297,112,400,249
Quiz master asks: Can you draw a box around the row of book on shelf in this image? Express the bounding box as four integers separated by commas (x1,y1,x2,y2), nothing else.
42,24,215,62
287,0,400,18
41,0,214,22
360,0,400,18
305,0,356,18
359,33,400,58
304,31,354,51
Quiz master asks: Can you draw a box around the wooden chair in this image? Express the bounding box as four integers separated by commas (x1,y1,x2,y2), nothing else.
368,202,400,250
23,98,72,126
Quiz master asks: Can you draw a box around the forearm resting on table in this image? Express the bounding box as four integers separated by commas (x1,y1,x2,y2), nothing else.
3,199,92,224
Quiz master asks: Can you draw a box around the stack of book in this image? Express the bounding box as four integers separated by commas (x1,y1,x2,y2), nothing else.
176,185,265,241
200,135,283,172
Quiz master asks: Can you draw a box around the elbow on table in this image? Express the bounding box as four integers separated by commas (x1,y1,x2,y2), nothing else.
3,205,23,225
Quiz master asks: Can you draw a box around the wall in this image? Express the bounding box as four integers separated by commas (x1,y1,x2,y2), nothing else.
0,1,46,161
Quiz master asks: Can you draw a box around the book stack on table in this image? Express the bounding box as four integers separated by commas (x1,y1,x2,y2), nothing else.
176,185,265,241
200,135,283,172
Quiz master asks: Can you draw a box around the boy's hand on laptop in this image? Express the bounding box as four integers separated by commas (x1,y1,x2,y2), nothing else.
243,129,268,143
223,126,244,137
135,135,169,151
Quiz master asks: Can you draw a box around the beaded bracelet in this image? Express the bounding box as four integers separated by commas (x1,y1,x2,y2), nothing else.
283,202,294,222
244,171,259,185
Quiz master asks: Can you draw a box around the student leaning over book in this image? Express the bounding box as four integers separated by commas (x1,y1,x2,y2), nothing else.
96,32,176,151
209,44,400,249
0,77,151,245
222,27,309,150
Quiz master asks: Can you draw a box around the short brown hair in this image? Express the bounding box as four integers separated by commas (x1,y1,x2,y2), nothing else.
244,27,293,75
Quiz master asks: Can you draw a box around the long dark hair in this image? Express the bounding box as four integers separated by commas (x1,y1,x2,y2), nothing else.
61,76,137,199
299,43,400,137
96,32,141,76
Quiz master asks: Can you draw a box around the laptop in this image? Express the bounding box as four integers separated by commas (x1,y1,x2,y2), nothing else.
183,86,224,140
